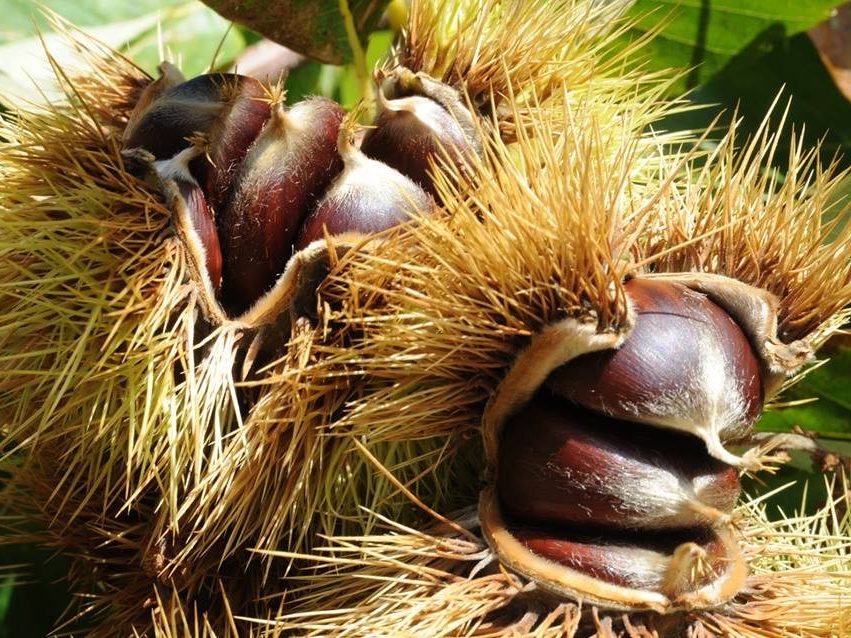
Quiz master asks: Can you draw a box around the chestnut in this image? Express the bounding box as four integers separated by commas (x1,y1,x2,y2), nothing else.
497,393,740,531
154,147,223,294
546,278,763,467
123,72,269,165
123,62,185,146
479,484,748,612
218,97,345,315
509,523,732,601
191,78,271,215
293,113,434,250
360,92,477,199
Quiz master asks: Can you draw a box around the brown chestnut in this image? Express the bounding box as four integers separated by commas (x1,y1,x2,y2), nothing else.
479,484,748,612
497,393,740,531
509,523,730,600
360,92,477,199
546,278,763,467
190,78,271,214
123,62,185,145
123,72,269,165
219,97,345,315
293,114,434,251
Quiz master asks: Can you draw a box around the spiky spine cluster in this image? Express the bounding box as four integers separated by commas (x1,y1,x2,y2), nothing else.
253,476,851,637
398,0,675,139
0,25,285,634
280,72,851,638
638,107,851,343
0,2,849,637
260,94,851,635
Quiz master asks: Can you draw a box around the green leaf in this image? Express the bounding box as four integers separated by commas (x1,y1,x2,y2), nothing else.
123,6,246,77
282,30,393,109
757,346,851,437
0,2,245,106
612,3,851,167
825,173,851,242
654,29,851,170
1,0,184,43
198,0,390,65
0,544,74,638
337,29,394,108
285,60,328,104
0,574,13,628
741,457,833,519
620,0,839,92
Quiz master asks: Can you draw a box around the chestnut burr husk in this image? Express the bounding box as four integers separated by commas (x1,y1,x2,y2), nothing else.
219,97,345,315
547,278,764,467
479,277,766,613
497,393,740,531
508,523,732,598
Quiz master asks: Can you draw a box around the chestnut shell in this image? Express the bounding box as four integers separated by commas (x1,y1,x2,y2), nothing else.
218,98,345,315
124,73,267,161
547,278,764,455
175,179,223,294
497,393,740,530
360,95,475,199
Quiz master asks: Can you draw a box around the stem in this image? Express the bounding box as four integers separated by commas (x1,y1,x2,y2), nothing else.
338,0,375,120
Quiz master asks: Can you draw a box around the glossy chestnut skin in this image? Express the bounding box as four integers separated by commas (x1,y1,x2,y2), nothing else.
360,95,475,199
484,278,761,610
293,124,434,250
547,278,763,465
191,78,271,214
497,394,740,530
219,97,345,315
152,146,223,295
509,522,729,596
124,73,268,162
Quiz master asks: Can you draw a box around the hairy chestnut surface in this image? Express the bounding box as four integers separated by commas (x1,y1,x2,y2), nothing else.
360,93,476,198
176,179,223,295
497,393,739,531
191,79,271,214
547,278,763,467
294,117,434,250
219,97,345,315
124,73,268,163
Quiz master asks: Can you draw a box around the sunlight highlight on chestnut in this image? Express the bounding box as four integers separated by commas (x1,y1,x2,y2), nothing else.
219,97,345,314
498,394,740,531
153,146,223,294
123,73,268,163
294,114,434,250
546,278,763,467
360,92,476,198
509,524,729,598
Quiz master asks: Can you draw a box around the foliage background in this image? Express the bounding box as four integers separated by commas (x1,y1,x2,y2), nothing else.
0,0,849,634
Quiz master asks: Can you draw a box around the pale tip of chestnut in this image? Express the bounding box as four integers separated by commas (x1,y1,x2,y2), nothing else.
662,542,714,599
